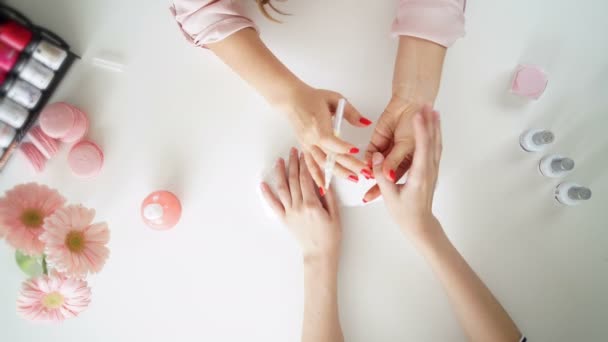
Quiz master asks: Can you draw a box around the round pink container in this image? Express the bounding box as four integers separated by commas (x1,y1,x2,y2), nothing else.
27,126,59,159
511,65,548,99
67,140,104,178
141,191,182,230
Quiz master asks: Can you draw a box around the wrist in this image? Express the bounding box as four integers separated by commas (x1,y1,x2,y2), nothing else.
401,216,445,248
264,76,307,110
303,251,340,273
392,36,446,104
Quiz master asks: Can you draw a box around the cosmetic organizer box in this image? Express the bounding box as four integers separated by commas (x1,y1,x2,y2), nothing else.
0,4,78,172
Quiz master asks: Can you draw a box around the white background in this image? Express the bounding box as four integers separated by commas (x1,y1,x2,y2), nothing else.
1,0,607,341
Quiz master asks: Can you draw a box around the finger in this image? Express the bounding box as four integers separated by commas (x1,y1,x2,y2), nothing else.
362,184,380,204
382,138,414,183
311,146,360,183
324,91,371,127
319,135,359,155
324,185,340,219
304,151,325,194
371,152,398,200
287,147,302,206
365,115,395,167
335,154,371,179
299,154,320,205
274,158,292,207
408,112,432,185
260,182,285,218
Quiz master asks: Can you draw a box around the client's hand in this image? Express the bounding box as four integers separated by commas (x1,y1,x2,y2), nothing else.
261,147,342,262
372,105,442,239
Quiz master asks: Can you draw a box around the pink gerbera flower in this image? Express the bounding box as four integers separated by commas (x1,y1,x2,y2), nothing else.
0,183,66,255
41,205,110,278
17,275,91,321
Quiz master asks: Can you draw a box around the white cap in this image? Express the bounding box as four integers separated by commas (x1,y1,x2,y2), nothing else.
143,203,164,220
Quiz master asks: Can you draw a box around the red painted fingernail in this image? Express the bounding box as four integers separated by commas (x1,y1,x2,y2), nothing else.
319,187,326,196
348,175,359,183
389,169,396,182
359,117,372,126
349,147,359,154
362,198,368,203
361,169,374,179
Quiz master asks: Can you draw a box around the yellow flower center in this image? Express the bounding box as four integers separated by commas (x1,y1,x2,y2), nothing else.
21,209,44,229
65,231,86,253
42,292,64,309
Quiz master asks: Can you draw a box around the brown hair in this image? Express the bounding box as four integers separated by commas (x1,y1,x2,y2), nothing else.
256,0,289,22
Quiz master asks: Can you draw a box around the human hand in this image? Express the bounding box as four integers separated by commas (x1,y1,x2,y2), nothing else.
372,105,442,239
279,84,373,193
363,36,446,203
260,147,342,262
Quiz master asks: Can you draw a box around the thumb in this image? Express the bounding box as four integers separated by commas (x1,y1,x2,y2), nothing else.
372,152,398,199
382,138,414,183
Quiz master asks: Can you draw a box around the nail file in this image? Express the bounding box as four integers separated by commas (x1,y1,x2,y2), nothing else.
324,98,346,190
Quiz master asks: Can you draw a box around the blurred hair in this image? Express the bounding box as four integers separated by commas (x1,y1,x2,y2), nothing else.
256,0,289,22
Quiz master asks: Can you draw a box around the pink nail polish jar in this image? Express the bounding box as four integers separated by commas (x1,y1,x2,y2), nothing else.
511,65,548,100
141,191,182,230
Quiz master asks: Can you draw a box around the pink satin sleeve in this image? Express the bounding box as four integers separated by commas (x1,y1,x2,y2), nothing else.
391,0,466,47
170,0,257,48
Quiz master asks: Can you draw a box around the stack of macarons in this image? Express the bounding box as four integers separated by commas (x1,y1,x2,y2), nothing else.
19,102,104,177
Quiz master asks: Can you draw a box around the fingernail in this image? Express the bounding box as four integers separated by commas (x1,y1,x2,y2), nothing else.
349,147,360,154
372,152,383,166
435,111,441,121
361,169,374,179
362,198,368,204
319,187,326,196
389,169,396,182
348,175,359,183
359,117,372,126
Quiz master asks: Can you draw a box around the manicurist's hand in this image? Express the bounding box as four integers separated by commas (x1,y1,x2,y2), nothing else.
279,84,373,193
260,147,342,263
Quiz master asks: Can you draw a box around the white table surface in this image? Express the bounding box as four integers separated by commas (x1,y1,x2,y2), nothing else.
1,0,607,341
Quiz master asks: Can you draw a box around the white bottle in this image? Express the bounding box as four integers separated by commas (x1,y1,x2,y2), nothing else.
520,129,554,152
555,182,592,206
0,121,17,148
0,98,28,128
539,154,575,178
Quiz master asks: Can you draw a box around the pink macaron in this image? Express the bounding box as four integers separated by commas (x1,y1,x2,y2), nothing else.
20,142,46,172
27,126,59,159
39,102,90,142
511,65,548,99
39,102,75,139
60,107,89,143
67,140,104,178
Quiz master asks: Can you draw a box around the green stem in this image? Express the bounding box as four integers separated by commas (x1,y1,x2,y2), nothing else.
42,255,48,276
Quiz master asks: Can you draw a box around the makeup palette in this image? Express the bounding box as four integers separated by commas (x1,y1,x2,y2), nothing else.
0,4,78,172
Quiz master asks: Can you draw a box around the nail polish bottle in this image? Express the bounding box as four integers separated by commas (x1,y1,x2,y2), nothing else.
0,19,33,51
0,40,20,72
14,56,54,90
0,97,28,128
520,129,554,152
141,191,182,230
555,182,592,206
0,121,17,148
26,39,67,71
539,154,575,178
2,75,42,109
